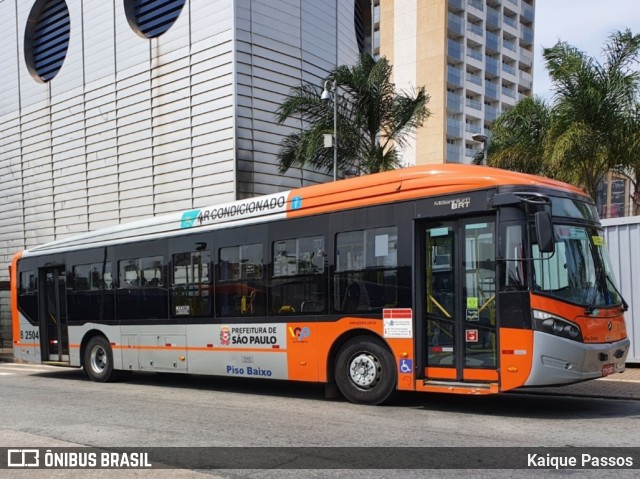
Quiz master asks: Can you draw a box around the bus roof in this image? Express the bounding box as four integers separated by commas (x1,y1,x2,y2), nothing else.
21,164,587,256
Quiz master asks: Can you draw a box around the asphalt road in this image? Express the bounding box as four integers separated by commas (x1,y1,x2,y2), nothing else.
0,363,638,479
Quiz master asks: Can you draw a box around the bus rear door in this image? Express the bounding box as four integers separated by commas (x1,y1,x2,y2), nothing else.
419,217,498,388
40,266,70,363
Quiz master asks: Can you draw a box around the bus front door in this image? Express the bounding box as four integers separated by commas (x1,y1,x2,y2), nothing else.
421,218,498,383
40,267,69,363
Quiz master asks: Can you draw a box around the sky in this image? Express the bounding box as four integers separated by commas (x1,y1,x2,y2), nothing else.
533,0,640,100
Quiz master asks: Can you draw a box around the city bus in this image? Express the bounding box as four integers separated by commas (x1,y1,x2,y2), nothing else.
10,164,630,404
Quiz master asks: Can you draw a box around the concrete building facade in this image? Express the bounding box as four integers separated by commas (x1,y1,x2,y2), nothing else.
374,0,535,165
0,0,365,346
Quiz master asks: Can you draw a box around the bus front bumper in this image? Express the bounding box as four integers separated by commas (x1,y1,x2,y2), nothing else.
524,331,630,387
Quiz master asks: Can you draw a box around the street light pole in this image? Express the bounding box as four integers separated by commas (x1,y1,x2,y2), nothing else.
321,80,338,181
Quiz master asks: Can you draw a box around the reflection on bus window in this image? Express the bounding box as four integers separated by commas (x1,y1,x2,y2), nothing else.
116,256,167,320
271,236,326,314
68,261,113,322
503,224,526,290
172,251,211,317
532,225,621,308
118,257,164,288
72,263,112,291
217,244,264,317
335,227,398,312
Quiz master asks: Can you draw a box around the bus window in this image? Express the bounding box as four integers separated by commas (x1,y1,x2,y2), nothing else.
18,270,38,323
69,262,114,322
217,244,265,317
172,251,211,317
271,236,326,314
335,226,398,312
19,270,37,295
140,257,164,287
117,256,167,320
73,264,91,291
502,224,526,290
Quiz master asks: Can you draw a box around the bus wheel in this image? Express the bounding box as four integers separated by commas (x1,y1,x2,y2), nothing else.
84,336,114,382
334,337,396,405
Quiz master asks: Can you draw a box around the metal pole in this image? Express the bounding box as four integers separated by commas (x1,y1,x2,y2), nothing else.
333,81,337,181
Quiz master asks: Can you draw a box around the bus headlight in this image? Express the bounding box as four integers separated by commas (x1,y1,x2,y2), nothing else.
533,310,582,342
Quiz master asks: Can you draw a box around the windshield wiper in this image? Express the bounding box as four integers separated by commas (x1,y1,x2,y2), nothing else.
585,267,629,314
584,266,604,315
605,274,629,312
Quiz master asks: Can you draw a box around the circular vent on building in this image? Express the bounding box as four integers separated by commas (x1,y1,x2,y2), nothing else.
124,0,187,38
24,0,71,82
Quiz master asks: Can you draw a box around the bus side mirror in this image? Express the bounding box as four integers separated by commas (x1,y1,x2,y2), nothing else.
535,211,555,253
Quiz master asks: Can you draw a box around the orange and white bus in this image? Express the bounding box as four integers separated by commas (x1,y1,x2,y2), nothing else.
10,164,630,404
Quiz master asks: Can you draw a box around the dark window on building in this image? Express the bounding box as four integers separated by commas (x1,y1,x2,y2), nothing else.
217,244,265,317
171,251,211,317
335,226,398,312
124,0,186,38
271,236,326,314
117,256,167,320
24,0,71,82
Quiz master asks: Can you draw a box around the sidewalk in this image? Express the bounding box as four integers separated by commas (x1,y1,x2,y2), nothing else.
1,346,639,399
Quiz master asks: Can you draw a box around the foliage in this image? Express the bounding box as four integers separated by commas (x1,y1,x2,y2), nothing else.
275,54,430,176
485,29,640,206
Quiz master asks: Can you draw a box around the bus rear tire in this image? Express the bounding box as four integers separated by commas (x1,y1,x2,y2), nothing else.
334,336,396,405
84,336,116,382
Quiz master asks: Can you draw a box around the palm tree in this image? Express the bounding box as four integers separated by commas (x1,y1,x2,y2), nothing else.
485,30,640,202
275,53,430,176
480,96,555,177
543,29,640,199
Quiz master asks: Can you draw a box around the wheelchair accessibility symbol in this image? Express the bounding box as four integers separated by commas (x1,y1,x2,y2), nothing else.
399,359,413,374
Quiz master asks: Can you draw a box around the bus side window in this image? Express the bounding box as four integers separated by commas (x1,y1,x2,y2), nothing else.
117,256,167,320
334,226,398,312
502,224,526,290
18,270,38,323
216,244,265,317
271,236,326,314
172,251,211,317
69,261,114,322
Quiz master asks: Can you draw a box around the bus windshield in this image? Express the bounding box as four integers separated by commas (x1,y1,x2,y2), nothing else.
533,224,622,308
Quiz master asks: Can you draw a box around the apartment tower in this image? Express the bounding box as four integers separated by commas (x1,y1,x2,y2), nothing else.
373,0,535,165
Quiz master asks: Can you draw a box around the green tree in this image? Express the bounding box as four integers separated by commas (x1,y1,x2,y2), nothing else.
275,53,430,176
486,29,640,202
480,96,554,177
544,29,640,199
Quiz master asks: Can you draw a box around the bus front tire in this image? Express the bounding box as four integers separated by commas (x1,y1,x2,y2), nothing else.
84,336,115,382
334,337,396,405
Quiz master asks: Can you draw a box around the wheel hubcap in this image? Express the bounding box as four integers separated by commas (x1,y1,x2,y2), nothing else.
348,353,381,389
90,346,107,373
